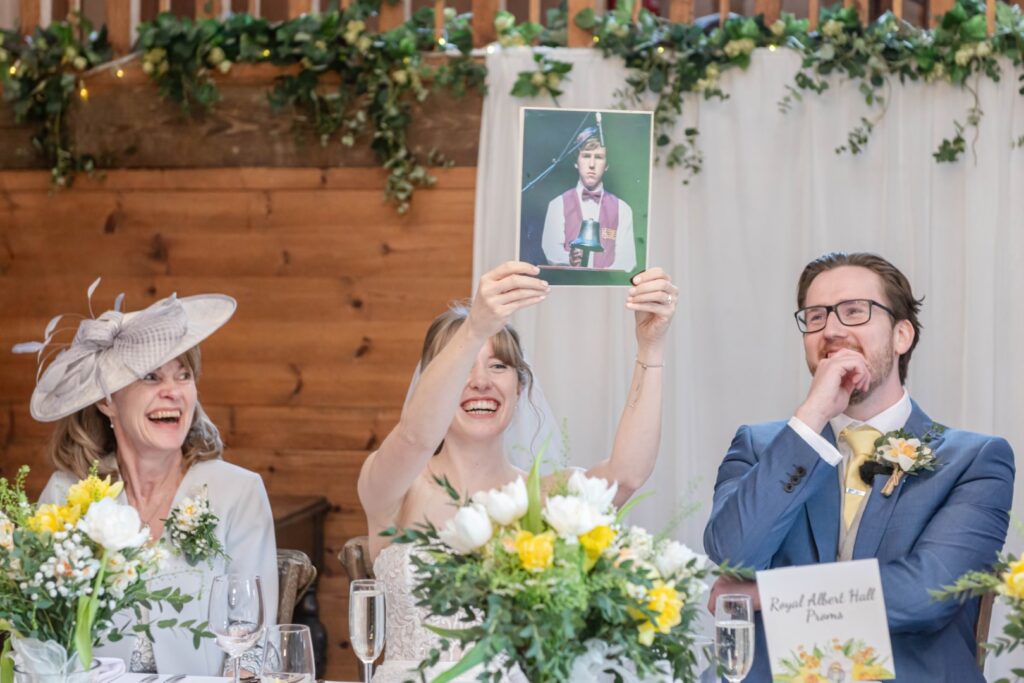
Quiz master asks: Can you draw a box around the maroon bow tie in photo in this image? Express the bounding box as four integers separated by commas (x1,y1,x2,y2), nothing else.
582,189,602,203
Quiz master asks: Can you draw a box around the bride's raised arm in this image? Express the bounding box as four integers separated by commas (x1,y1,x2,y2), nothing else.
585,267,678,507
358,261,549,524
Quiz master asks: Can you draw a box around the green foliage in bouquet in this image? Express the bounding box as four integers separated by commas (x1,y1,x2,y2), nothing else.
0,18,111,187
0,466,211,682
933,551,1024,683
385,455,719,682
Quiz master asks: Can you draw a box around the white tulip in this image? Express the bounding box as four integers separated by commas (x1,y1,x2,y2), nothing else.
567,470,618,512
437,504,493,554
76,498,149,551
543,496,614,539
653,540,706,579
471,478,528,526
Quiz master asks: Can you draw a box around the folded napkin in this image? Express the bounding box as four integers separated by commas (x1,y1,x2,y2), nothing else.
94,657,126,683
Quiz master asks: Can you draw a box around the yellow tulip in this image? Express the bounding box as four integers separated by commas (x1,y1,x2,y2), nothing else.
579,525,615,570
634,582,684,645
66,474,123,514
27,503,79,533
1002,558,1024,600
513,530,554,572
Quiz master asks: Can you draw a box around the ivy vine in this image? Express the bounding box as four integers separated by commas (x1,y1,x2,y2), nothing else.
572,0,1024,180
2,0,1024,204
136,2,486,212
0,18,110,186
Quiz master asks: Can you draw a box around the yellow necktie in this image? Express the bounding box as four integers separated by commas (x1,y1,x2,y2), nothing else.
840,426,882,529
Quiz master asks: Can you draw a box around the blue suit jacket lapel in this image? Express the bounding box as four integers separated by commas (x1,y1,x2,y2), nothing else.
806,423,840,563
853,400,945,559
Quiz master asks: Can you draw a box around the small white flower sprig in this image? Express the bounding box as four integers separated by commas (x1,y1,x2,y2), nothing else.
869,423,946,496
163,485,229,567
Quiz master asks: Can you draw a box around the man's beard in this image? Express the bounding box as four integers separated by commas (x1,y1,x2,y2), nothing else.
813,340,896,405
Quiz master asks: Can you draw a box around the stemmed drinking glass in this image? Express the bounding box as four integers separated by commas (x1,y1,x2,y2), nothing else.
260,624,316,683
349,579,386,682
714,593,755,683
209,574,266,683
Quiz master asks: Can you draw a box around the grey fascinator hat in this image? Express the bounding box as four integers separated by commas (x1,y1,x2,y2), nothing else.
13,278,236,423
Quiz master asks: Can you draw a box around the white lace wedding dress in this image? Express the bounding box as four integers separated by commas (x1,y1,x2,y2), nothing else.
372,544,527,683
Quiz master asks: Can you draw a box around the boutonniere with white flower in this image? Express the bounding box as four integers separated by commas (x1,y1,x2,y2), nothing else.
865,423,946,496
163,485,229,566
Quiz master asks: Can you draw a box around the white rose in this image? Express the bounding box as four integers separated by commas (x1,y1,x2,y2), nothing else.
471,478,528,526
543,496,613,539
653,540,706,578
77,498,149,551
437,504,493,554
567,470,618,512
976,41,992,57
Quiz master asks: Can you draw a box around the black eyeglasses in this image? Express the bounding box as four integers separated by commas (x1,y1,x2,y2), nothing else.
794,299,896,333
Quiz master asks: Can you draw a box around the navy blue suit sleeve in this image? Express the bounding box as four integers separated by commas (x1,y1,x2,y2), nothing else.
703,424,836,569
881,436,1015,634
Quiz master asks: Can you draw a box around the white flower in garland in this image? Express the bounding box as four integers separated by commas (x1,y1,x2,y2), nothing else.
163,485,229,567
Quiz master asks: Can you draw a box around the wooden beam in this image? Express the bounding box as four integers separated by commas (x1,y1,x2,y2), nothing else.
631,0,641,22
853,0,868,22
159,0,171,12
377,0,405,32
287,0,312,17
808,0,818,28
754,0,780,23
470,0,499,47
434,0,444,44
566,0,592,46
929,0,953,26
106,0,132,54
666,0,694,23
892,0,903,19
528,0,540,25
19,0,41,35
718,0,729,27
195,0,224,18
986,0,995,33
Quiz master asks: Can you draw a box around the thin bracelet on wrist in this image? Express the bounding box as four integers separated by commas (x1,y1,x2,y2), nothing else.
630,358,665,407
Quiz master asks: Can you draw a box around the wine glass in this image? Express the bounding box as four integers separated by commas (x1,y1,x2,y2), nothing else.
209,574,266,683
260,624,316,683
349,579,386,682
714,593,754,683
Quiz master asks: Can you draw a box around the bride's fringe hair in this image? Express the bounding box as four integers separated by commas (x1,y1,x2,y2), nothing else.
47,345,224,479
421,301,543,455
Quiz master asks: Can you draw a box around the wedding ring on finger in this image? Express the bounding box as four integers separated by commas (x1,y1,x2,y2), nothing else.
666,293,673,304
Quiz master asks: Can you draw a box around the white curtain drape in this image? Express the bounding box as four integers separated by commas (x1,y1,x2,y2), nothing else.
473,46,1024,678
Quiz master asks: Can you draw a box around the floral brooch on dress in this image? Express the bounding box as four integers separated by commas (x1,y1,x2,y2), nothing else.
164,485,229,566
859,423,946,496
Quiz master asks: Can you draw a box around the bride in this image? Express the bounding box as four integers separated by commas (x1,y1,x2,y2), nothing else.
357,261,678,681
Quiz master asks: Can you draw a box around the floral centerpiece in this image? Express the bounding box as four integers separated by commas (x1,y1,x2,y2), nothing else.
0,466,207,683
934,546,1024,683
387,457,720,682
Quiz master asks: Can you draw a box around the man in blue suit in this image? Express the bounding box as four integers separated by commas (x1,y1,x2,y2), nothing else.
703,252,1015,682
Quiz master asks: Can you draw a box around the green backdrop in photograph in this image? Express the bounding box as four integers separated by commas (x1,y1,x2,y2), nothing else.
519,108,652,286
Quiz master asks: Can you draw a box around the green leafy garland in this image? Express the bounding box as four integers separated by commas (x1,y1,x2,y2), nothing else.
2,0,1024,203
0,19,110,186
572,0,1024,179
136,2,486,212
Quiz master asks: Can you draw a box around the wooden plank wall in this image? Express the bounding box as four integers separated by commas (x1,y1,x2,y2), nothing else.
0,166,477,682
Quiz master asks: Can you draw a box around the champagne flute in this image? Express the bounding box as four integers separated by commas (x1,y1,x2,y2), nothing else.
349,579,386,682
260,624,315,683
715,594,754,683
209,574,266,683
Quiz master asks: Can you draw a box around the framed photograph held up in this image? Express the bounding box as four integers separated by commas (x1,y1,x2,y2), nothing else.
516,107,654,287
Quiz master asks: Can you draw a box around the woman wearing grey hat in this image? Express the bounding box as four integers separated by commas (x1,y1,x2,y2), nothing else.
16,280,278,676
